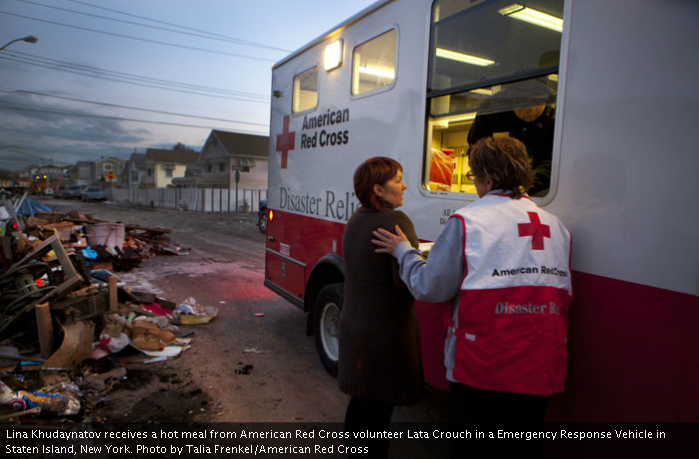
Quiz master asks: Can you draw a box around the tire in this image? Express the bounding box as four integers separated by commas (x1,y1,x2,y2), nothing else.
258,212,267,234
313,283,344,375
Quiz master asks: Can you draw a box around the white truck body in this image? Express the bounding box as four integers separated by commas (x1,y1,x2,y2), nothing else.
264,0,699,421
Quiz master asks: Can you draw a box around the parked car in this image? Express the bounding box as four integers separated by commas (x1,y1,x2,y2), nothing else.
54,185,66,199
63,184,84,199
80,186,107,202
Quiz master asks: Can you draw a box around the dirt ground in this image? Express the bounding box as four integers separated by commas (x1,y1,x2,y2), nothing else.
3,198,449,428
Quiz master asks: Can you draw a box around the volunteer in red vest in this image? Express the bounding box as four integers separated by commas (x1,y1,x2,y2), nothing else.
372,137,572,429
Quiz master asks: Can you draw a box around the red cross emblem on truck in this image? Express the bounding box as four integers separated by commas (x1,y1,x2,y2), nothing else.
276,115,296,169
518,211,550,250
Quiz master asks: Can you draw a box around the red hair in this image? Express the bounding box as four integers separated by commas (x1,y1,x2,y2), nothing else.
353,157,402,211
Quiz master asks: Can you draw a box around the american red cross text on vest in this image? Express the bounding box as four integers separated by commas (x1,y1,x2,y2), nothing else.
518,211,551,250
276,115,296,169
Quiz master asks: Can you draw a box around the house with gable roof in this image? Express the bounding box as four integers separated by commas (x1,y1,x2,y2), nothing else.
95,156,126,185
122,150,147,189
173,130,269,190
141,148,199,188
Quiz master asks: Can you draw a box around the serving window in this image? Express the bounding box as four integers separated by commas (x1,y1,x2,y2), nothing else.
425,0,563,197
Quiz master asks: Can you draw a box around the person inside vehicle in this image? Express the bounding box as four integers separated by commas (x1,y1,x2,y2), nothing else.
467,78,555,196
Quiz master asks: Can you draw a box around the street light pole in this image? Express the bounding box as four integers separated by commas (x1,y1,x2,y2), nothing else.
0,35,38,52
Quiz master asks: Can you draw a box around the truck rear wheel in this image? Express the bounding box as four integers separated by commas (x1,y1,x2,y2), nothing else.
313,283,343,375
258,213,267,234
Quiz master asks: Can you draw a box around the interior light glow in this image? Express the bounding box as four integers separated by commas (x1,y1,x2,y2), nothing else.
499,4,563,32
436,48,495,67
358,66,395,79
432,112,477,129
470,88,493,96
324,40,343,71
448,113,477,122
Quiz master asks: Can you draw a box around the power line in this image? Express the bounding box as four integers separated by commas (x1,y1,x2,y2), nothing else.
1,149,69,166
0,89,269,126
1,54,265,101
1,51,270,102
66,0,290,52
13,0,291,53
5,51,269,98
0,103,269,134
0,10,277,62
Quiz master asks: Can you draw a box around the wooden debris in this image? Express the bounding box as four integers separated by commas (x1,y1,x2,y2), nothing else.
34,302,55,359
43,321,95,370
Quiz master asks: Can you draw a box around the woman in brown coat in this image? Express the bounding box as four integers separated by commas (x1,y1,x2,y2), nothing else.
339,157,423,457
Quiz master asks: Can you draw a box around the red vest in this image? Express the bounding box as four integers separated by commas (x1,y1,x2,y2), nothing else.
451,193,572,395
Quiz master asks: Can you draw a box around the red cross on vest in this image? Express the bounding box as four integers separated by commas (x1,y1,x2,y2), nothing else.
518,211,551,250
276,115,296,169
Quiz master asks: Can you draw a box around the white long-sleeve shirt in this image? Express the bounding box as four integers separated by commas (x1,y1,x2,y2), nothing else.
393,216,465,382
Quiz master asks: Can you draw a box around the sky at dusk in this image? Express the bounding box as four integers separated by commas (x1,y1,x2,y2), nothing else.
0,0,377,171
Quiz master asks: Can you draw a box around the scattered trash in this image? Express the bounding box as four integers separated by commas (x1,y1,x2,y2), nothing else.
243,348,269,354
0,199,207,421
91,333,130,359
83,367,127,391
175,297,207,315
0,406,41,421
1,380,80,416
176,297,218,324
178,307,218,324
90,269,125,287
132,321,176,351
234,364,254,375
132,344,184,359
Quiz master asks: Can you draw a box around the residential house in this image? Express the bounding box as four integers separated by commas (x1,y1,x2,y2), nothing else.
173,130,269,190
95,157,126,185
142,148,199,188
123,151,147,189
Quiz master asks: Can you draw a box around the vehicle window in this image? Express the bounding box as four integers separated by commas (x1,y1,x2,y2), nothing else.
425,0,562,197
292,66,318,113
351,29,397,96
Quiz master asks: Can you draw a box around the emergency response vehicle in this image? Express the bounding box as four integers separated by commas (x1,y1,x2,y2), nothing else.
264,0,699,422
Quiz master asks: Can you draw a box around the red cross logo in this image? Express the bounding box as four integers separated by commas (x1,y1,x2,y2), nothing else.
276,115,296,169
518,211,551,250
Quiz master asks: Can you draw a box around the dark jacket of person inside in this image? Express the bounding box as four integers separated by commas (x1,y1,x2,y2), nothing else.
467,77,555,196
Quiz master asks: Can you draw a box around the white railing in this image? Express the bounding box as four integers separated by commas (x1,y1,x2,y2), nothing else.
108,187,267,212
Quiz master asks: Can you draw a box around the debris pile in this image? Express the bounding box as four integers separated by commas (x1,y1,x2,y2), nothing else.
0,193,212,422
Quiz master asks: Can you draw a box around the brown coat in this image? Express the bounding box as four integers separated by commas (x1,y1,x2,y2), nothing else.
338,205,423,405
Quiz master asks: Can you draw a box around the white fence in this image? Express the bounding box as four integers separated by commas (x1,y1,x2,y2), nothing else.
108,187,267,212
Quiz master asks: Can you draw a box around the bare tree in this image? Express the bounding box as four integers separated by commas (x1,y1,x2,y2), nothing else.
173,142,196,152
